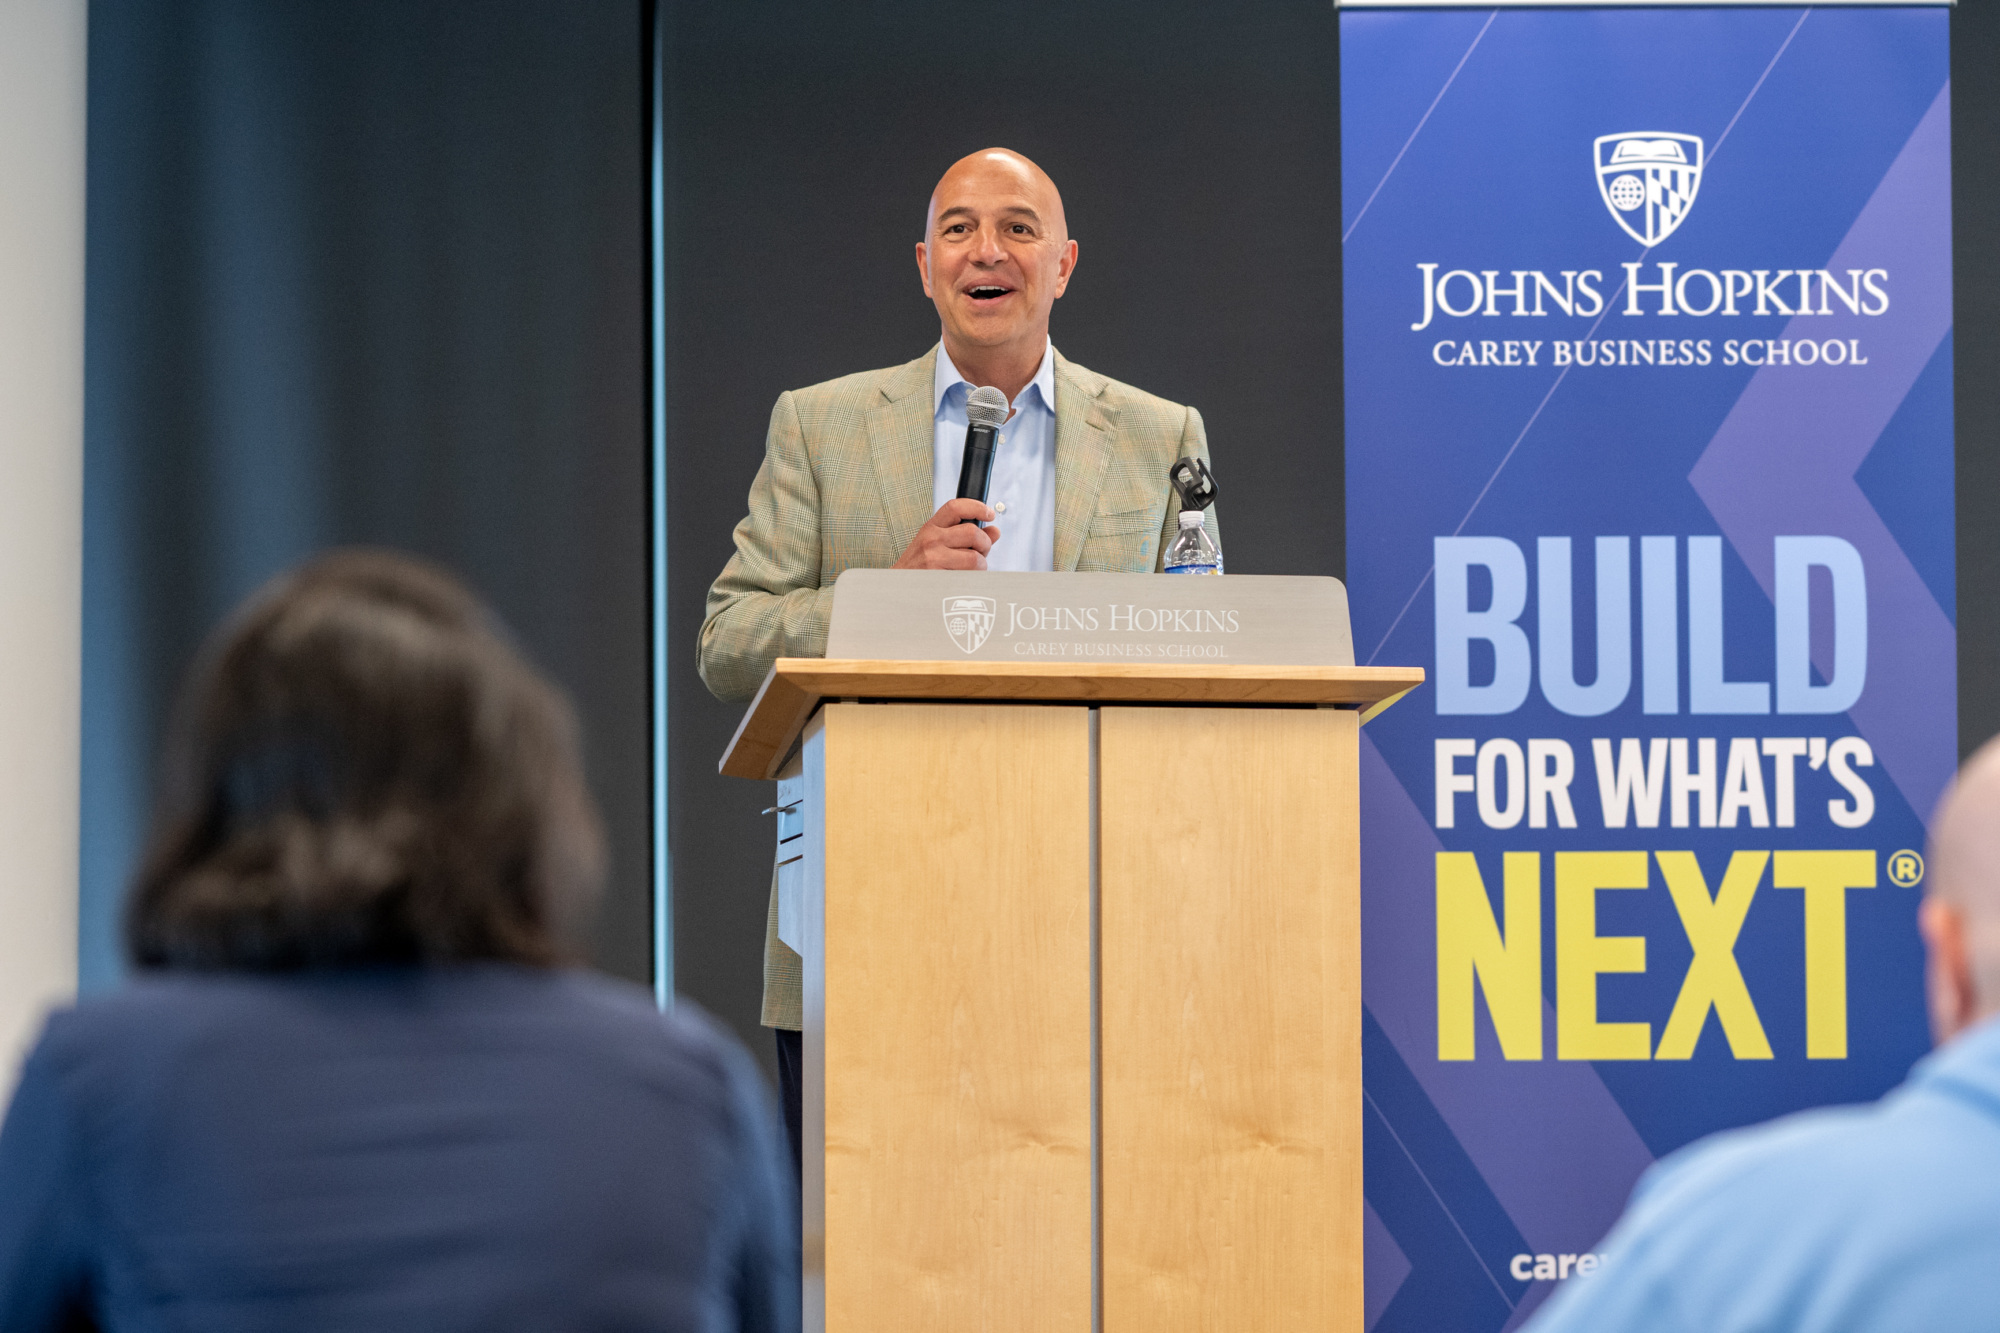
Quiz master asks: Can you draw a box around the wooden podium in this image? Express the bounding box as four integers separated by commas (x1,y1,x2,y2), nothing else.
722,658,1422,1332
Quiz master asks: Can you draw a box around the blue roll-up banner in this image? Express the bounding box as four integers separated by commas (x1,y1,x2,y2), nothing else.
1341,5,1952,1329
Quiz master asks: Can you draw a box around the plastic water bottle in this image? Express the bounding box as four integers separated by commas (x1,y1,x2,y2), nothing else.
1163,510,1223,574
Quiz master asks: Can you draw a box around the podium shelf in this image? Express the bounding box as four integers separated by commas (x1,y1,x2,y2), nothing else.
719,657,1424,779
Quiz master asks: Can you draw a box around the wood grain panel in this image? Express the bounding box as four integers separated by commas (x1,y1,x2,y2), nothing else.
1098,706,1362,1331
722,659,1423,778
813,702,1094,1332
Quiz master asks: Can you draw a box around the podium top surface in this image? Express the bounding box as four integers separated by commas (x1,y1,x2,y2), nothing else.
718,658,1425,780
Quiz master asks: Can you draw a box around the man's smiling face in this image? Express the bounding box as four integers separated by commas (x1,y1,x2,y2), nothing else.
916,150,1077,368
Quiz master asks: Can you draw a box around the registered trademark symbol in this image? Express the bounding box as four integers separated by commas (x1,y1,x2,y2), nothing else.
1887,849,1925,888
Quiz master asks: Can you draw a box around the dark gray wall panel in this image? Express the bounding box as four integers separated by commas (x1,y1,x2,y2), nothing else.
1955,4,2000,759
84,0,651,988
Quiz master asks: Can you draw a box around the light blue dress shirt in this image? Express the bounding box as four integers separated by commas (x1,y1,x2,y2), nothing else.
1523,1014,2000,1333
930,341,1058,573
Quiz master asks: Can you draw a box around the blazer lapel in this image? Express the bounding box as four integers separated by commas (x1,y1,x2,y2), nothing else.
1052,352,1114,571
867,349,940,551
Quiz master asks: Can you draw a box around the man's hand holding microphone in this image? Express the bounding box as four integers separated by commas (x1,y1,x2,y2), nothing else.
893,384,1010,571
893,499,999,569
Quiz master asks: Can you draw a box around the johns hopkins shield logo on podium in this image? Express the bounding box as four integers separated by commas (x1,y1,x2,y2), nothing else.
1594,132,1704,245
941,596,997,653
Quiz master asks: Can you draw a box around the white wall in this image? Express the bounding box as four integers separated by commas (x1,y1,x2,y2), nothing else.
0,0,86,1093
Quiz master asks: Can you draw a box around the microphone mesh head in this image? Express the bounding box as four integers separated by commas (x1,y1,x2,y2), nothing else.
966,386,1009,429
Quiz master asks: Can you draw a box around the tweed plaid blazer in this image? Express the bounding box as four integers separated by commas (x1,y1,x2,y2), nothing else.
699,345,1218,1029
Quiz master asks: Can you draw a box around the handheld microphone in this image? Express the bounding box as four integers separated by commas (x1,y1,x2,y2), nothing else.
955,386,1010,523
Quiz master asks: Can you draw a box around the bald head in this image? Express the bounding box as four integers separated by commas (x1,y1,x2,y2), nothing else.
1930,738,2000,915
925,148,1067,243
1922,736,2000,1038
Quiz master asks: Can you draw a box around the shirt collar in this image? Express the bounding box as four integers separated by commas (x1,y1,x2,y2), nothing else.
933,340,1058,419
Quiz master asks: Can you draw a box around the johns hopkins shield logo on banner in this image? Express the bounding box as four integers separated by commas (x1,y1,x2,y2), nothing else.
1594,132,1704,245
941,596,996,653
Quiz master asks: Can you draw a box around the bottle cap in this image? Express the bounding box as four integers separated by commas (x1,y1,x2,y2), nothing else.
1178,510,1204,527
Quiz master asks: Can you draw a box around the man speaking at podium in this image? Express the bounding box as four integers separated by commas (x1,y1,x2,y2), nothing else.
700,147,1218,1161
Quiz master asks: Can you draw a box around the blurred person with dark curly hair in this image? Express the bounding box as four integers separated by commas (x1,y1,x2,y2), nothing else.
0,550,796,1332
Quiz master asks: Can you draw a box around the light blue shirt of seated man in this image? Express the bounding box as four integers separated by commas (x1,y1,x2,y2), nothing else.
1525,998,2000,1333
930,338,1056,572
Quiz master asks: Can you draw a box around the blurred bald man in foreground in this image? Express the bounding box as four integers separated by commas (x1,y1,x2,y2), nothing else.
700,149,1218,1166
1526,738,2000,1333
